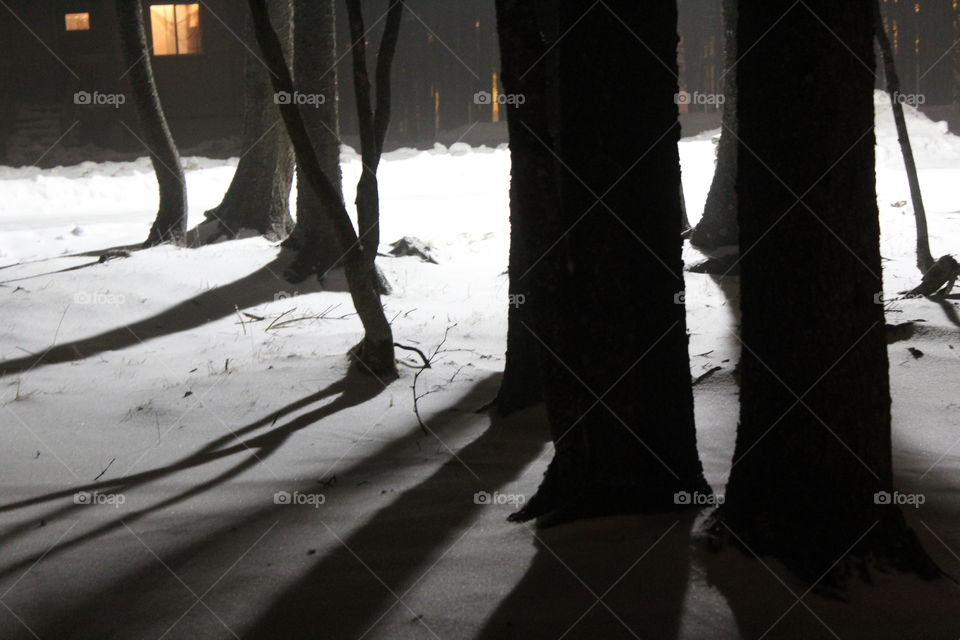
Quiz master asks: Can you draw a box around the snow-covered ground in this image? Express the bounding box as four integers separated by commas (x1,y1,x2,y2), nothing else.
1,96,959,639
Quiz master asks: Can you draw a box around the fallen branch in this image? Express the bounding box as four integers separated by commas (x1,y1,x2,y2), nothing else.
396,324,456,435
266,308,296,331
393,343,431,367
94,457,117,481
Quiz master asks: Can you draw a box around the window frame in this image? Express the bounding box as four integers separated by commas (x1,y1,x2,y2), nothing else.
64,12,91,32
148,3,203,57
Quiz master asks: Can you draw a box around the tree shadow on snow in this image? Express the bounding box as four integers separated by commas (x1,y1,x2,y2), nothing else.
0,247,349,376
931,296,960,329
695,527,960,640
476,511,699,640
5,375,533,639
239,402,549,639
0,362,386,580
0,242,142,274
693,442,960,640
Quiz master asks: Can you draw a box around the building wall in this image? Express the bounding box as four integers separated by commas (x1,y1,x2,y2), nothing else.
1,0,246,165
2,1,958,167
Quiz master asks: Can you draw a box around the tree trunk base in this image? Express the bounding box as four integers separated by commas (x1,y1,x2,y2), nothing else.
690,222,738,251
493,390,542,418
510,458,714,527
348,338,398,380
904,254,959,297
142,206,187,248
687,254,741,276
184,217,232,247
702,506,943,587
283,255,392,296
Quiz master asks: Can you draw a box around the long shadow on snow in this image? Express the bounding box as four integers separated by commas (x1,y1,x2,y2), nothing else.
932,296,960,329
0,363,388,581
0,249,346,376
240,404,549,639
17,375,520,639
0,242,141,273
476,512,698,640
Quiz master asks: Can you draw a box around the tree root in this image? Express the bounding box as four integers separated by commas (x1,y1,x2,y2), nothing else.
702,505,944,588
348,338,398,380
509,459,715,527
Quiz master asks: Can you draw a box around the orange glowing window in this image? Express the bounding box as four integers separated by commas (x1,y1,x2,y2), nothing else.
149,4,201,55
65,13,90,31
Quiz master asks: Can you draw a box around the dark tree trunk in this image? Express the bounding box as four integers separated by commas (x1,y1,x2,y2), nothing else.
283,0,344,282
712,0,938,582
874,0,935,275
116,0,187,248
344,0,402,265
247,0,397,377
337,0,402,296
490,0,552,416
690,0,738,250
512,0,709,525
194,0,294,245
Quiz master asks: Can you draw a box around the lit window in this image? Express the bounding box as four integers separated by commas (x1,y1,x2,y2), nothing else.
65,13,90,31
149,4,201,55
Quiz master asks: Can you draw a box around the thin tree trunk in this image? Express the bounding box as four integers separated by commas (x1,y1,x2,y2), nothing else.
874,0,935,275
713,0,937,582
512,0,709,524
283,0,343,282
116,0,187,247
194,0,294,245
247,0,396,377
344,0,403,267
691,0,738,250
490,0,552,416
